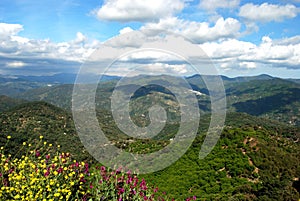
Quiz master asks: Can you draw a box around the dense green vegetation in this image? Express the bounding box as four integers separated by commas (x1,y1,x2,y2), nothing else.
0,101,93,162
0,100,299,200
0,95,27,112
143,117,300,200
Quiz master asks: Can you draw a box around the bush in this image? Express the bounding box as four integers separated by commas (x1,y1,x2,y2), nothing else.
0,135,197,201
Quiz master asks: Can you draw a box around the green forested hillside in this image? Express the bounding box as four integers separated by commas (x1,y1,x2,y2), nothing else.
225,79,300,126
143,113,300,200
0,101,93,162
0,100,299,200
0,95,27,112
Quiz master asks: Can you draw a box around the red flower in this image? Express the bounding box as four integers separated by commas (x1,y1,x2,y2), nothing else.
35,150,40,157
118,187,125,195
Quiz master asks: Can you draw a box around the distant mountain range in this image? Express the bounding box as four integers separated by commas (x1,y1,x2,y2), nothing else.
1,73,299,85
1,73,299,126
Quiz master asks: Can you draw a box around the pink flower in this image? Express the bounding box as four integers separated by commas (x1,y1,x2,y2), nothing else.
126,176,133,184
44,171,50,177
118,187,125,195
35,150,40,157
57,167,63,173
140,178,147,191
131,189,136,195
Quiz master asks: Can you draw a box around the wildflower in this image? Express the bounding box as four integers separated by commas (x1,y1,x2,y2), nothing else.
39,135,43,139
140,178,147,191
118,187,125,195
44,171,50,177
35,150,41,157
7,136,11,139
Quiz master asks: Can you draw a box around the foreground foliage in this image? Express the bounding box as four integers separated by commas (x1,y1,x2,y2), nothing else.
0,136,196,201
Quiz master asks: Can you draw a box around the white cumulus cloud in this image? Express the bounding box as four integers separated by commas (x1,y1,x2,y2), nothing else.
0,23,23,38
94,0,186,22
239,3,299,22
199,0,240,11
119,27,134,35
142,17,241,43
199,35,300,70
0,23,100,75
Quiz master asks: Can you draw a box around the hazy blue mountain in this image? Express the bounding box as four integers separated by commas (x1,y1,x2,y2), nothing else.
17,73,120,84
1,74,299,126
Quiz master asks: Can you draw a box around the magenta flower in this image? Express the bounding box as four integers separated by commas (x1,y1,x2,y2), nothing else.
118,187,125,195
44,171,50,177
35,150,40,157
57,167,63,173
126,176,133,184
140,178,147,191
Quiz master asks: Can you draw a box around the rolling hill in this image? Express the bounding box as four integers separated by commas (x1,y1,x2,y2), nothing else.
0,99,299,200
0,95,27,112
0,101,93,162
7,74,300,126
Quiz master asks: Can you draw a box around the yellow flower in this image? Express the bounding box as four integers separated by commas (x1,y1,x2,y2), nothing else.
7,136,11,139
54,192,60,197
14,194,21,199
39,135,43,139
23,142,26,146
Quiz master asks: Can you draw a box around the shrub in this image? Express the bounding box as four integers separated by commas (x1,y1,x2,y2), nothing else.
0,135,197,201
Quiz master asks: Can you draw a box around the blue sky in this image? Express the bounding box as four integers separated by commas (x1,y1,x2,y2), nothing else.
0,0,300,78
